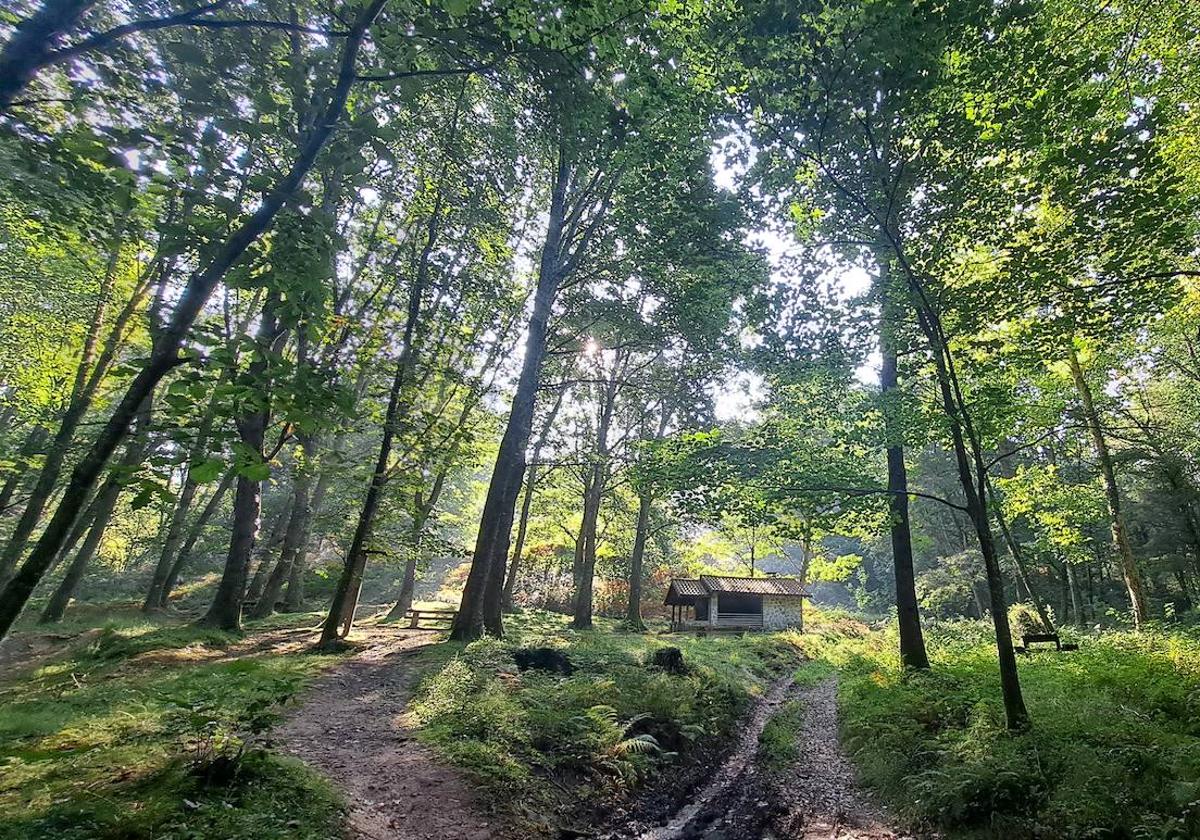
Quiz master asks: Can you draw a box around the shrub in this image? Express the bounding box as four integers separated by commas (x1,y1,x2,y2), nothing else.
408,612,803,813
830,619,1200,838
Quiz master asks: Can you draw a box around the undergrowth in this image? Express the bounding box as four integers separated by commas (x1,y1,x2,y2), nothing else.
808,614,1200,838
406,611,804,828
0,612,344,840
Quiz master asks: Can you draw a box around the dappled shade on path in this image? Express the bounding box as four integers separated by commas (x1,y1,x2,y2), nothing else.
276,626,500,840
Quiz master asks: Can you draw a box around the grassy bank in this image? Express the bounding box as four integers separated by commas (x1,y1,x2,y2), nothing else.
0,611,345,840
405,611,805,829
807,613,1200,838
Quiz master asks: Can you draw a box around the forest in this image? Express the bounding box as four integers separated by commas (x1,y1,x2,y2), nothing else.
1,0,1199,838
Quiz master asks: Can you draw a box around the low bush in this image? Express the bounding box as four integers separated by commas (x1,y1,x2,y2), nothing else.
408,612,804,817
826,619,1200,838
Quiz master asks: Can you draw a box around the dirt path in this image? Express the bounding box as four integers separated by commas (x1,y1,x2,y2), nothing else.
275,627,500,840
768,678,912,840
612,675,913,840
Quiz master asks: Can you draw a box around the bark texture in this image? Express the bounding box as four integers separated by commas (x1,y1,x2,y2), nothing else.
1067,345,1149,626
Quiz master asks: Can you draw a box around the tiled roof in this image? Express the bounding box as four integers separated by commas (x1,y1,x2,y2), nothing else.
664,579,707,604
664,574,808,604
671,579,708,597
700,575,808,597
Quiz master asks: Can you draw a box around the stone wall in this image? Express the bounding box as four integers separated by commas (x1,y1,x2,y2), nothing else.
762,595,804,630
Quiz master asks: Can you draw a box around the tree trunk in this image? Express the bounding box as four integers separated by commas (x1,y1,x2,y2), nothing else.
252,461,313,618
161,469,235,607
502,471,538,614
909,258,1029,729
1066,562,1084,625
284,461,331,612
452,153,572,642
319,357,405,645
245,499,290,603
144,387,223,611
501,387,565,612
572,473,603,629
198,293,282,631
41,397,153,622
572,354,623,631
0,0,384,641
988,478,1054,633
0,196,130,583
626,492,651,630
0,0,96,111
1067,345,1149,626
876,249,930,669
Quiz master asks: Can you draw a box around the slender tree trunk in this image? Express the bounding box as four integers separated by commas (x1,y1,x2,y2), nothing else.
389,461,453,620
904,250,1028,729
0,426,48,517
199,294,283,631
1173,570,1193,612
1086,561,1096,620
41,397,153,622
502,472,538,613
1066,562,1083,626
572,474,603,629
284,461,331,612
988,478,1054,632
452,154,572,643
252,462,312,618
143,388,223,611
252,326,318,620
626,492,651,630
0,0,96,111
876,250,930,669
0,0,384,641
501,387,564,612
319,359,405,645
970,580,987,618
1067,345,1149,626
390,552,420,621
245,500,290,603
161,469,235,607
572,356,622,631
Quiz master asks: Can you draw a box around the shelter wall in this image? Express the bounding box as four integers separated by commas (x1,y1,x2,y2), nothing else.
762,596,803,630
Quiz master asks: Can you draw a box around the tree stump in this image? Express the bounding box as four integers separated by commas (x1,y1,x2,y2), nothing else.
650,646,688,675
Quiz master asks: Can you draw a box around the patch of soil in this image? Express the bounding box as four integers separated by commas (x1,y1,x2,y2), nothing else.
275,627,503,840
0,627,102,683
766,678,914,839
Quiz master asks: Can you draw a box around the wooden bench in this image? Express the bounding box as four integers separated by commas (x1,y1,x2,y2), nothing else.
1015,633,1078,653
406,608,457,629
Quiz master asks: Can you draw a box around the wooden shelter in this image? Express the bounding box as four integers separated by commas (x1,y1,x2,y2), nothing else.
665,574,808,631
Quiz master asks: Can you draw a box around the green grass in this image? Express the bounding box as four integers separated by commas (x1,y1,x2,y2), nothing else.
0,611,346,840
758,699,805,773
405,611,805,826
804,614,1200,838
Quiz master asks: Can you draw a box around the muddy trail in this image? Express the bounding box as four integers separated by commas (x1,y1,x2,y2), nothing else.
606,676,912,840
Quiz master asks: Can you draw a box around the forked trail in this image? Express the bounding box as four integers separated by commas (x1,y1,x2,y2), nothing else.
280,634,911,840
